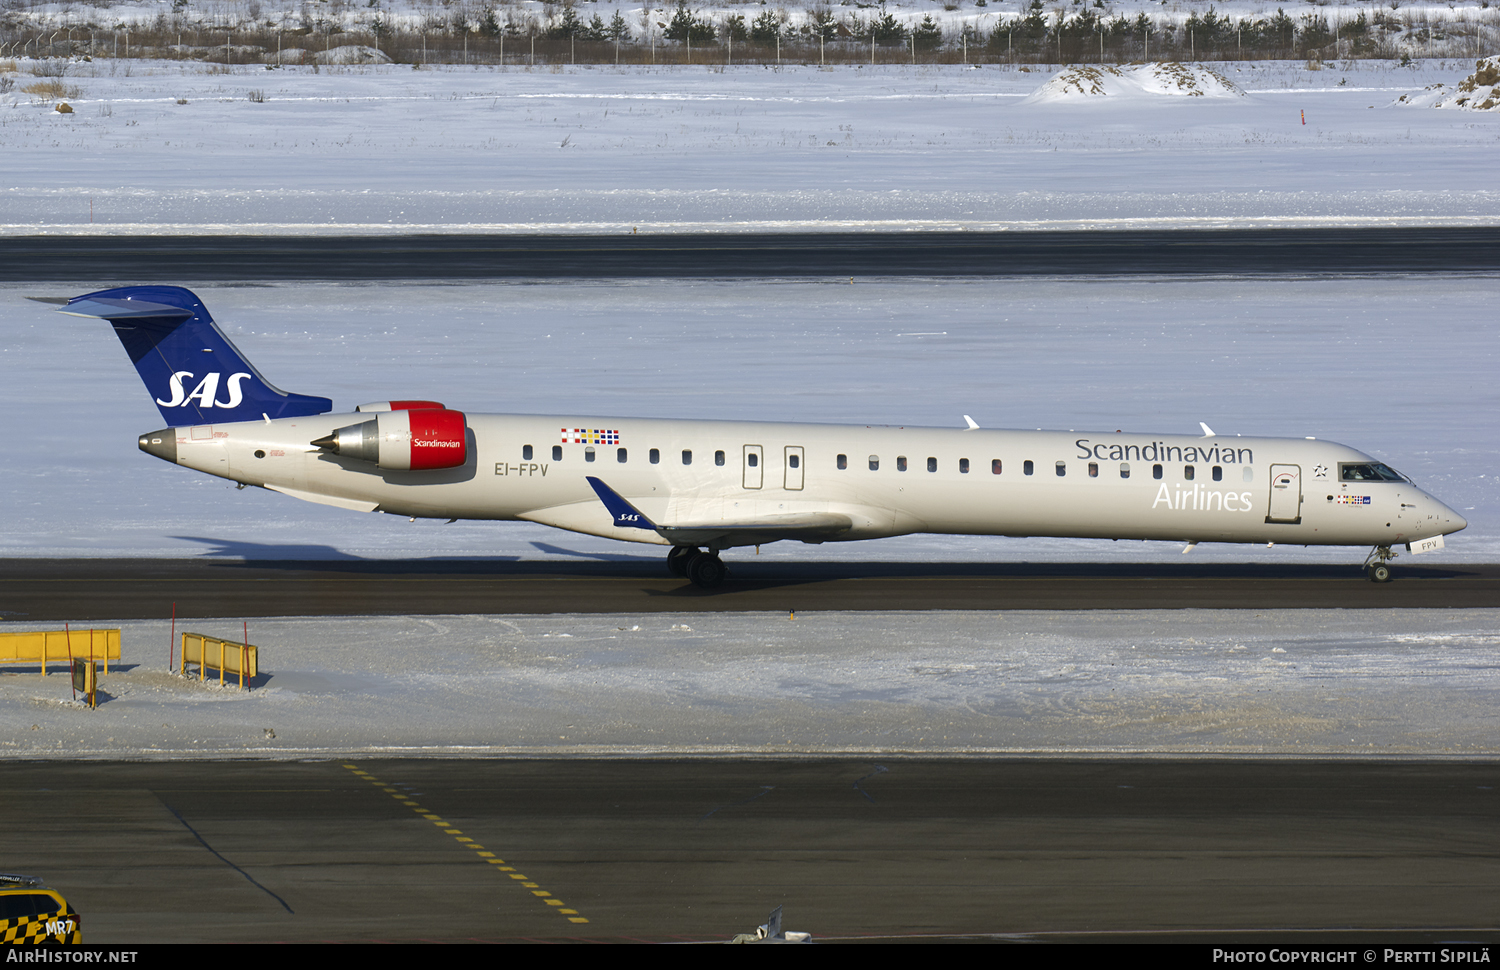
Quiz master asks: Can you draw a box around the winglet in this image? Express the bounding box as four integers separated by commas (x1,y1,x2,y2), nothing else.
1199,422,1216,438
585,477,657,531
963,415,979,431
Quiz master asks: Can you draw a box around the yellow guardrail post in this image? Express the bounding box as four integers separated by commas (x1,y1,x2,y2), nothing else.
0,630,121,675
179,632,258,690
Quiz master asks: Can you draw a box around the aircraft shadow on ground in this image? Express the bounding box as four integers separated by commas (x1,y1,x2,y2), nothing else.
160,537,1478,584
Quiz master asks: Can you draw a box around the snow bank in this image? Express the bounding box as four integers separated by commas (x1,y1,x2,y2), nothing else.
313,45,393,66
1395,56,1500,111
3,610,1495,759
1021,61,1246,104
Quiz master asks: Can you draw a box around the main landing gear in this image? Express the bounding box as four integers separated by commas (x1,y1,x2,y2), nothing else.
667,546,727,589
1363,545,1397,583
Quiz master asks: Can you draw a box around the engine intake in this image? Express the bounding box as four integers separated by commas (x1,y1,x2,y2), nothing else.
312,409,468,471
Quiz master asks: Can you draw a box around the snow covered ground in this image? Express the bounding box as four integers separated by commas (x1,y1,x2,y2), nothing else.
3,609,1496,758
3,276,1494,565
3,58,1498,232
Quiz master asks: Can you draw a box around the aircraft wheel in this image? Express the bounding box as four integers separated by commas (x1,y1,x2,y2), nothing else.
667,546,699,577
687,553,727,589
1367,563,1393,583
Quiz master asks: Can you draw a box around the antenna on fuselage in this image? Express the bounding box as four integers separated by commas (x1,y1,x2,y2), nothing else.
1199,422,1216,437
963,415,979,431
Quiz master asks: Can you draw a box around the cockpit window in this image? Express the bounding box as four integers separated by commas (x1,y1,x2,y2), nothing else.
1339,463,1406,482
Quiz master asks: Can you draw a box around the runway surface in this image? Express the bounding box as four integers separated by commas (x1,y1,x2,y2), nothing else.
5,227,1500,281
3,559,1497,621
3,759,1495,943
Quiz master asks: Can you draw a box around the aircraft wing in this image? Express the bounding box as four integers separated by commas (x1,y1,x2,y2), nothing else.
585,477,853,546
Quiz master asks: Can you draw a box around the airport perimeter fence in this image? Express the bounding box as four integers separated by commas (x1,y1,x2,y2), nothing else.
2,9,1496,70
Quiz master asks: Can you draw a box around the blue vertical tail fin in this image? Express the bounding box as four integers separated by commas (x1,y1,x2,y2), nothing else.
58,285,332,425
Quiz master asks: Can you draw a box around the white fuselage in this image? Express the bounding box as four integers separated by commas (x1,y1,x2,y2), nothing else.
160,413,1468,552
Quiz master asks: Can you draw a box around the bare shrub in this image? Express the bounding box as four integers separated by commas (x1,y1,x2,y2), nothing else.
22,79,82,99
29,59,69,78
246,88,265,101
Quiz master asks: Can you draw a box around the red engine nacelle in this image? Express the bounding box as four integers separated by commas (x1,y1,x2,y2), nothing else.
312,408,469,471
400,408,468,470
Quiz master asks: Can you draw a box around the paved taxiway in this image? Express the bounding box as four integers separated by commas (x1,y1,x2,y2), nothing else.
3,559,1495,621
5,227,1499,281
4,759,1495,943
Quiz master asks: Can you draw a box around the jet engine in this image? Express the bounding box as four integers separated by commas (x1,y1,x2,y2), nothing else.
312,408,469,471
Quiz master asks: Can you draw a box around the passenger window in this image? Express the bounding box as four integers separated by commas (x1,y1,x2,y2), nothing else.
585,447,596,463
869,455,879,471
1120,463,1130,479
522,445,533,460
748,452,758,467
1024,460,1034,476
1153,464,1163,480
837,454,847,470
715,450,725,466
1056,461,1066,477
1212,465,1222,481
959,458,969,474
897,456,907,472
617,448,627,463
789,454,799,469
1088,462,1098,478
927,457,937,473
1184,465,1195,481
682,450,692,465
650,448,660,464
1242,466,1254,483
552,445,562,461
991,459,1002,475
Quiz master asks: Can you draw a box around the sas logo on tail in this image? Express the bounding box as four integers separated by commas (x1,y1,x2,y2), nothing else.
155,371,253,409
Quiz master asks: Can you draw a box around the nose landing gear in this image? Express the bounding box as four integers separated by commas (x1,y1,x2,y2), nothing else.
1363,545,1397,583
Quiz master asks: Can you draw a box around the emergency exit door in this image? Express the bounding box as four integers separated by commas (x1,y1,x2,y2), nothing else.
784,446,805,490
743,444,763,489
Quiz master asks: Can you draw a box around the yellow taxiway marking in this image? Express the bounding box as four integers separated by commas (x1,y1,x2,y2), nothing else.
342,763,588,925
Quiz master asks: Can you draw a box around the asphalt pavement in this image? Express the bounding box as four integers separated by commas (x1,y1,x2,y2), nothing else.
5,227,1499,280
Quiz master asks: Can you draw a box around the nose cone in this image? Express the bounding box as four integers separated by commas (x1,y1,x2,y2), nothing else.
1429,495,1467,535
138,429,178,464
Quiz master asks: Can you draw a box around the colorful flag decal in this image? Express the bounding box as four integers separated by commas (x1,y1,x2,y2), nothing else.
562,427,621,445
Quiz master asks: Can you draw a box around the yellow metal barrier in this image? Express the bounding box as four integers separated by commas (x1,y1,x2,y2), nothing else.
0,629,121,675
180,632,258,690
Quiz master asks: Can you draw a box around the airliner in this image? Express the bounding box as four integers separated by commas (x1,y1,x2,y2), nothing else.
51,285,1467,587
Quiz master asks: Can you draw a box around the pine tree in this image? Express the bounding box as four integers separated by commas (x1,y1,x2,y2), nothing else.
871,11,906,44
552,5,584,39
751,11,781,44
912,14,942,50
609,11,631,41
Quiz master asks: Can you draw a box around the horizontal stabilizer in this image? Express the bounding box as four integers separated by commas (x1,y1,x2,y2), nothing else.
56,298,194,322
